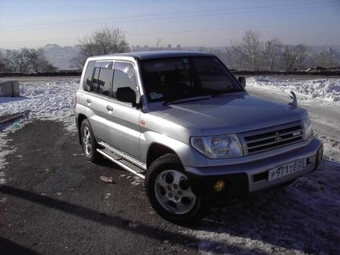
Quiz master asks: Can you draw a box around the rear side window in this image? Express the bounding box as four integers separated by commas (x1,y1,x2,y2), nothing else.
83,60,95,92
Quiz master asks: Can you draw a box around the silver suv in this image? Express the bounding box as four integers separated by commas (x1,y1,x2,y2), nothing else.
75,51,323,224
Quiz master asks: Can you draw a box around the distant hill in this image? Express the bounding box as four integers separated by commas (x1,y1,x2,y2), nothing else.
43,44,80,70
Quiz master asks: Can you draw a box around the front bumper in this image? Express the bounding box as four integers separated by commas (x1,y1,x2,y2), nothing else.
185,138,323,198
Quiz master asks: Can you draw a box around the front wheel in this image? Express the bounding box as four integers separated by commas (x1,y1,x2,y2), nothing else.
80,119,100,162
145,153,207,224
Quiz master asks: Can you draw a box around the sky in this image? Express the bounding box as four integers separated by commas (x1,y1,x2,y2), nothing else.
0,0,340,50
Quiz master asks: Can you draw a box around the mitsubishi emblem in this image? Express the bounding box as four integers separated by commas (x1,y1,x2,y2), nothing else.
274,132,283,143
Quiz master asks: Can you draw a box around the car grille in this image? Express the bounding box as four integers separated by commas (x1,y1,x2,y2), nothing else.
240,121,304,155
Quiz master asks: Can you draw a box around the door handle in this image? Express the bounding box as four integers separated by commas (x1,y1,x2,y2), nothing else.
86,99,92,105
106,105,113,111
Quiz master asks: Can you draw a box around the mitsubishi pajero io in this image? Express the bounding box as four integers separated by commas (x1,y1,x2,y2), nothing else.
75,51,323,224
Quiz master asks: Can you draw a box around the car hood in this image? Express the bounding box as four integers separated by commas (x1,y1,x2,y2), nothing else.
159,93,305,135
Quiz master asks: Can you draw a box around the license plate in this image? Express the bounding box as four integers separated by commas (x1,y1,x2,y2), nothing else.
268,159,307,181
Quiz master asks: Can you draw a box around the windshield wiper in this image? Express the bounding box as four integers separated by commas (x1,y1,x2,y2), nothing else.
211,88,242,97
163,95,211,105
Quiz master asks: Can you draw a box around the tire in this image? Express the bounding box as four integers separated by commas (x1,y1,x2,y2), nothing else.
145,153,207,225
80,119,100,163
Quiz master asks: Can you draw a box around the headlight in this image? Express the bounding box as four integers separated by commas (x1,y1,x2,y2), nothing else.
191,134,243,159
301,114,313,140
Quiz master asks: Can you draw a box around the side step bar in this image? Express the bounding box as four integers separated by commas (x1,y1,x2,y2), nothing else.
97,148,145,179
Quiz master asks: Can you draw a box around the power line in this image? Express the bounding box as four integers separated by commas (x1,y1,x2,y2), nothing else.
128,21,340,37
2,21,339,47
1,1,337,31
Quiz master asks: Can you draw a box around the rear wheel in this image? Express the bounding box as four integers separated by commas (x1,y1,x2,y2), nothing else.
145,153,207,224
80,119,100,162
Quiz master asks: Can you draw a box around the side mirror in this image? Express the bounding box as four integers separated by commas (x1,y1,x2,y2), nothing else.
116,87,136,103
238,77,246,88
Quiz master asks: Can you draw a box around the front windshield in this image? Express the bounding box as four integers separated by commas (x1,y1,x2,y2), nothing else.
141,56,243,103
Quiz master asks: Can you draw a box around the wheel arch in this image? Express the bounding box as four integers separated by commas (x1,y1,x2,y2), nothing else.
77,114,88,144
146,143,179,168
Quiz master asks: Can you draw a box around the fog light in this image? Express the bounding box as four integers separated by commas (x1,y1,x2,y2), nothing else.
214,180,226,192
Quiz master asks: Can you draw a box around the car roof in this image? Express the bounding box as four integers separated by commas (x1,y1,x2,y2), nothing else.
89,51,215,61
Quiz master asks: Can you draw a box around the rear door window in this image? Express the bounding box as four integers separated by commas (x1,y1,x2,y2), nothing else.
97,68,113,96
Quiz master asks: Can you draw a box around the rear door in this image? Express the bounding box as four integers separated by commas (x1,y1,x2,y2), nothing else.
82,61,114,142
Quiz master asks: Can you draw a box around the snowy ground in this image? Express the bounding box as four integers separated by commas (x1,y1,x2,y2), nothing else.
0,76,339,254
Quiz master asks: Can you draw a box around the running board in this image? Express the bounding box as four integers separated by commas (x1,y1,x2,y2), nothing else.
97,148,145,179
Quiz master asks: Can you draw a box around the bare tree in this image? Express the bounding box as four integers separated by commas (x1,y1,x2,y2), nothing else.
227,30,263,71
72,26,129,68
26,48,57,73
3,48,57,73
155,37,165,49
5,49,29,73
227,30,339,71
0,51,10,72
226,39,245,70
311,47,340,68
263,38,283,71
281,44,308,71
242,30,263,71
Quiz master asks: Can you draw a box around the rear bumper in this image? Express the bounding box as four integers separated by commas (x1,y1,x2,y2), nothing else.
186,138,323,198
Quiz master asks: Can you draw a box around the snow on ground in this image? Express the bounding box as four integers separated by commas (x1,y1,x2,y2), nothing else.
0,79,79,182
247,76,340,105
0,79,79,131
0,77,339,254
